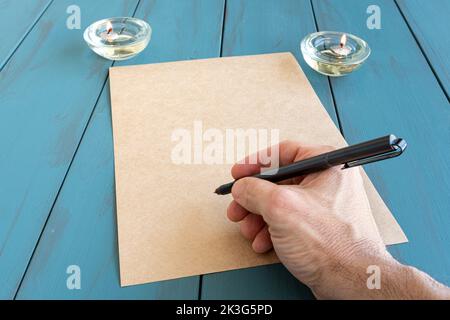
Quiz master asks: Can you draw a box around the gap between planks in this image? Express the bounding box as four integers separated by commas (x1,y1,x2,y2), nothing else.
12,0,143,300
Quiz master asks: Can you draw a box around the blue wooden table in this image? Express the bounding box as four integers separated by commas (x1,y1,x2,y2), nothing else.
0,0,448,299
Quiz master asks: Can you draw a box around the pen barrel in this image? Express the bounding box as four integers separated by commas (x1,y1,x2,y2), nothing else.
253,156,331,183
326,134,397,165
253,134,397,183
215,134,400,195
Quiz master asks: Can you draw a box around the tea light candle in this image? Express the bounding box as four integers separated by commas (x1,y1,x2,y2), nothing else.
330,34,351,57
84,17,152,61
300,31,371,76
100,21,119,43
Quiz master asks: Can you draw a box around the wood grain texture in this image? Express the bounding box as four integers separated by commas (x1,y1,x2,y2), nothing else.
220,0,338,125
0,0,140,299
5,0,449,299
201,0,334,299
312,0,450,285
16,0,225,299
0,0,52,69
396,0,450,99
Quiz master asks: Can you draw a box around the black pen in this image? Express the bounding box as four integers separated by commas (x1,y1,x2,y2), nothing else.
214,134,407,195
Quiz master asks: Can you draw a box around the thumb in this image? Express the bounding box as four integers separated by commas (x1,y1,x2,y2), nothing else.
231,177,278,218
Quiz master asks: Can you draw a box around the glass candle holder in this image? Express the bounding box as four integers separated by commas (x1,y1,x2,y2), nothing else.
300,31,370,76
84,17,152,61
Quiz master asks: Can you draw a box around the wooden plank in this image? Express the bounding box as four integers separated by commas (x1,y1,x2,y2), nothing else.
201,0,335,299
0,0,52,69
312,0,450,285
16,0,225,299
220,0,338,125
0,0,140,299
396,0,450,99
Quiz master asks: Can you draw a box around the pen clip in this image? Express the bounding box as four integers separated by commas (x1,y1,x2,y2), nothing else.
343,138,407,169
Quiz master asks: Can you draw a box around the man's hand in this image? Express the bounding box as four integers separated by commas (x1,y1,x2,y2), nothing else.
227,141,450,299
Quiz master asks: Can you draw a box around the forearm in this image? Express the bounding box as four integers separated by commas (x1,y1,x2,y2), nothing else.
315,251,450,300
367,258,450,300
398,264,450,300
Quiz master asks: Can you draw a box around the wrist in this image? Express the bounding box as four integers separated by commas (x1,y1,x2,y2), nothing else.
311,241,396,299
401,265,450,299
373,260,450,299
312,245,450,300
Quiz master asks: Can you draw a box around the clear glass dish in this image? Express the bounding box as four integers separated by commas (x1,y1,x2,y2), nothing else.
84,17,152,61
301,31,370,76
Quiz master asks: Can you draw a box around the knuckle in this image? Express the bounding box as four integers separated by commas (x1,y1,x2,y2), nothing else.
280,139,296,146
340,220,358,239
329,165,345,177
266,188,289,218
232,179,249,206
239,220,252,240
321,144,337,152
324,163,347,180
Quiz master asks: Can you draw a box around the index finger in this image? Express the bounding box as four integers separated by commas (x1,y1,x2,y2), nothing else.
231,140,304,179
